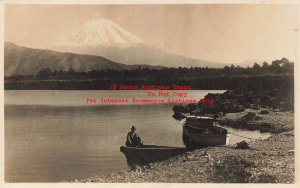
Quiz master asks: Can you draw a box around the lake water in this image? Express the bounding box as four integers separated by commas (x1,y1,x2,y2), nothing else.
4,90,272,182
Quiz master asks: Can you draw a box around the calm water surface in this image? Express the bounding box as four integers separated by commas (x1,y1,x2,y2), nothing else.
5,90,271,182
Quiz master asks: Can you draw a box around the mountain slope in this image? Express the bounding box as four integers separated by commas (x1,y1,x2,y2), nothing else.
51,18,225,68
4,42,130,76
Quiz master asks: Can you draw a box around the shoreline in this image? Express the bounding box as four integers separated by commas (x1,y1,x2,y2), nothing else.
71,109,294,183
216,108,294,134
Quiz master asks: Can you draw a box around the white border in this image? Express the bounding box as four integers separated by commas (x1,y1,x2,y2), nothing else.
0,0,299,188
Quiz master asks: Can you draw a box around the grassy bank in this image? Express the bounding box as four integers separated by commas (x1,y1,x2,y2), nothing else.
72,110,294,183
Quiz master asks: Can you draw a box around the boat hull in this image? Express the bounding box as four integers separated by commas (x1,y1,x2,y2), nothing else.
183,124,227,148
120,145,187,165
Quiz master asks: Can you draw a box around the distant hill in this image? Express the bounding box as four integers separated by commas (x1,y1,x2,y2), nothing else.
238,59,262,68
4,42,162,76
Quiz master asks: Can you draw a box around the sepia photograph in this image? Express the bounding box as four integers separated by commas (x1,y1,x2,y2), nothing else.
2,0,298,184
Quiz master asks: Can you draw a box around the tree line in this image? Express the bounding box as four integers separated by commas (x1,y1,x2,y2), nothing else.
4,58,294,90
5,57,293,81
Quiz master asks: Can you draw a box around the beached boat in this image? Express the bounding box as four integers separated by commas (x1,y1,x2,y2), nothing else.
183,115,227,148
120,145,187,164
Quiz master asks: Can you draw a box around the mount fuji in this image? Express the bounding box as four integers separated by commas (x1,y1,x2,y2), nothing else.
51,18,224,68
55,19,143,49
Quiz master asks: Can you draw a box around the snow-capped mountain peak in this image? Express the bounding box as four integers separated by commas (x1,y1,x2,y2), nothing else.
56,18,143,48
51,18,222,68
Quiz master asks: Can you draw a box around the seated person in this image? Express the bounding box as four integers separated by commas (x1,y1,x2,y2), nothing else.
125,126,143,147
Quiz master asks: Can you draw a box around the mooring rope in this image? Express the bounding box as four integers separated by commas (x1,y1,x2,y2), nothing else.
227,131,261,141
184,124,261,141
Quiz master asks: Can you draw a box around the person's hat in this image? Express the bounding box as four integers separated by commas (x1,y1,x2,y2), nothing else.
131,126,136,130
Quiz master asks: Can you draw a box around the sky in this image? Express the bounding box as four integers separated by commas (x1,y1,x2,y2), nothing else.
4,4,299,64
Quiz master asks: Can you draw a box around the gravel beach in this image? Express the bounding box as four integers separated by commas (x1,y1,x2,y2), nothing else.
72,110,294,183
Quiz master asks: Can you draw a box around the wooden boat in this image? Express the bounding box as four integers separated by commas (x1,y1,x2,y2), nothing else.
120,145,187,164
183,115,227,148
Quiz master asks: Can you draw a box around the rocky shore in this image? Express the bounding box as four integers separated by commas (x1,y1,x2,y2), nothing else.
72,108,294,183
217,108,294,134
173,88,293,117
